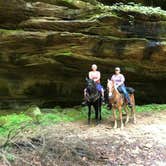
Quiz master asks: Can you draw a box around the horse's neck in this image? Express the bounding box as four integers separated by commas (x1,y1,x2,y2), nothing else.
88,87,98,95
113,87,120,98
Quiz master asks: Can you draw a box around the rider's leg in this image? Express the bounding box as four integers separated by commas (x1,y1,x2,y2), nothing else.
82,88,87,106
84,88,87,98
101,88,105,104
101,88,104,98
120,85,132,106
96,84,105,103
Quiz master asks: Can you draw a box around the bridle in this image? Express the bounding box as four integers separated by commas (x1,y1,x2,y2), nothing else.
107,81,123,107
86,80,100,103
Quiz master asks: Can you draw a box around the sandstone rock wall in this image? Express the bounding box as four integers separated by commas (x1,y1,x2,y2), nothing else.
0,0,165,107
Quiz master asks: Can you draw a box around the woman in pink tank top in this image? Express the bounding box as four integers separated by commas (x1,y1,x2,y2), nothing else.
83,64,104,105
89,64,101,83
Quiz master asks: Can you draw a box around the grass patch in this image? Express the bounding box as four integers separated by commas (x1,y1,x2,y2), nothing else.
136,104,166,112
0,104,166,137
0,114,32,136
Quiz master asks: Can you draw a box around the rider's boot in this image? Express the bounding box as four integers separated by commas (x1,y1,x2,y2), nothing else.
82,91,88,106
126,96,132,108
128,102,133,108
102,96,105,105
82,101,87,106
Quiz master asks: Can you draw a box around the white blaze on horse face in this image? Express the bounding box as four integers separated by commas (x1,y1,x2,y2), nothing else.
109,92,113,97
107,80,114,98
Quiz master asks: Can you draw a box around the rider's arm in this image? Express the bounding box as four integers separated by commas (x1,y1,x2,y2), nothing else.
93,71,100,82
116,74,125,87
120,74,125,85
88,72,92,79
89,71,100,82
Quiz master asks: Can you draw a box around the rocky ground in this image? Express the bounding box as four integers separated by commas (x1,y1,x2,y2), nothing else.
0,111,166,166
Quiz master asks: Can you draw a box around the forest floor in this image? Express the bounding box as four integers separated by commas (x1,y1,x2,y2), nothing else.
0,110,166,166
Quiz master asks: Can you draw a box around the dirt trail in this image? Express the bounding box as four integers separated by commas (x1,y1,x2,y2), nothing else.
1,111,166,166
52,111,166,165
74,111,166,165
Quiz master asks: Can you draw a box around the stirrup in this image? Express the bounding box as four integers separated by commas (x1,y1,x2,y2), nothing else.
128,103,133,108
102,97,105,105
81,101,87,106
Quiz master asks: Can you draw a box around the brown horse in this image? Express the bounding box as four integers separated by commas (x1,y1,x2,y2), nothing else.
107,80,136,129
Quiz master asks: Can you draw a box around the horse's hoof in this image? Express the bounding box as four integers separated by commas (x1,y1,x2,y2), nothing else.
133,119,137,124
113,125,117,129
96,121,100,125
120,125,124,130
125,119,129,125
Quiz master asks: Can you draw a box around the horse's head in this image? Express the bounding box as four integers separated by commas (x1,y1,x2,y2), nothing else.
86,77,96,88
107,80,115,98
86,77,97,95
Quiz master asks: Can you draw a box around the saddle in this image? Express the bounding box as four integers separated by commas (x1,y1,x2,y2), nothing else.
117,87,135,94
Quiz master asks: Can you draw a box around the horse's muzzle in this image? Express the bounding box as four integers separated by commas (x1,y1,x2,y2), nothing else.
108,92,114,99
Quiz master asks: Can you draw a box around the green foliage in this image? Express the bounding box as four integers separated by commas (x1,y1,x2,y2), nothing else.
136,104,166,112
6,153,15,161
59,51,73,56
26,106,42,123
0,117,7,127
0,114,32,136
110,2,166,18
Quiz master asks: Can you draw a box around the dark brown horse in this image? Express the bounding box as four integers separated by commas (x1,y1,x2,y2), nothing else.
107,80,136,129
85,78,102,125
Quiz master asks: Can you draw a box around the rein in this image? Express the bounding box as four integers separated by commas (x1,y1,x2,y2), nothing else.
86,86,100,103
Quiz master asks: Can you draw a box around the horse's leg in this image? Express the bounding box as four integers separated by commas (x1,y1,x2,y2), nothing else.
132,106,137,124
99,102,102,121
124,104,129,125
112,108,117,129
97,99,102,123
98,98,102,122
118,106,124,129
95,102,99,125
93,103,97,120
88,104,91,125
131,94,136,124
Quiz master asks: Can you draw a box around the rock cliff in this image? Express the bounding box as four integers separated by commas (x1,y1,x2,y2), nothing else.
0,0,166,107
